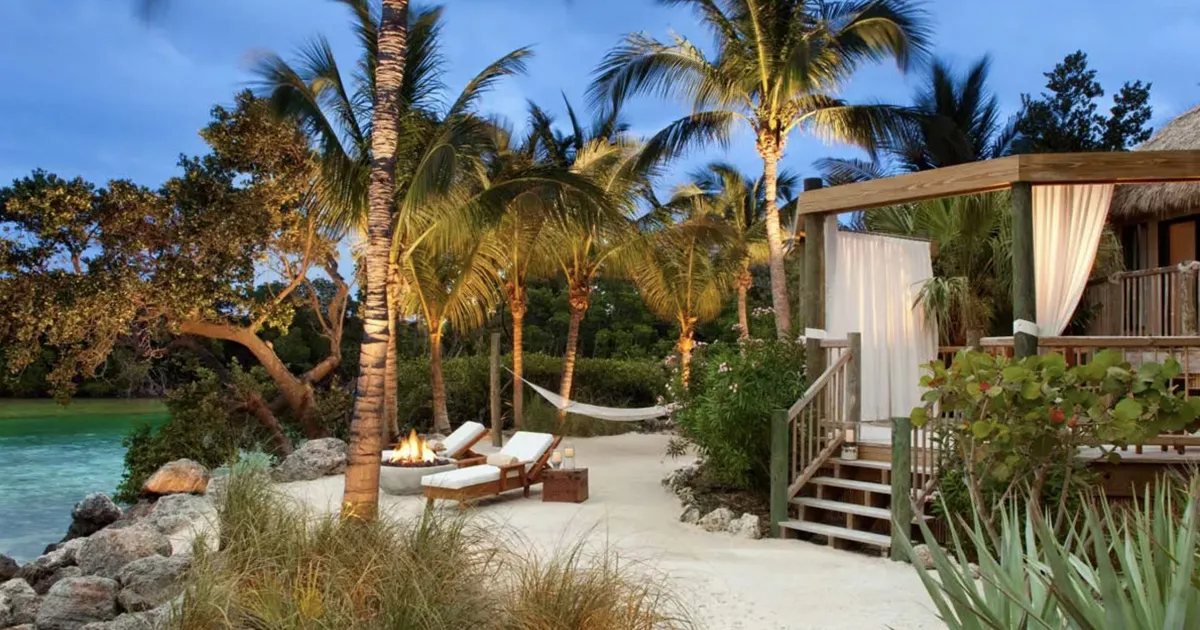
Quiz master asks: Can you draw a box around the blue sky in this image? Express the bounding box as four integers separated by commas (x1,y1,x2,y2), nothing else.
2,0,1198,191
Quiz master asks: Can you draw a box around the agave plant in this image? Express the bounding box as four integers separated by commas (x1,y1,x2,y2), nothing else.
899,476,1200,629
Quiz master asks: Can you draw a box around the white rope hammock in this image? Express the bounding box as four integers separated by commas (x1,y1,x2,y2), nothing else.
509,370,675,421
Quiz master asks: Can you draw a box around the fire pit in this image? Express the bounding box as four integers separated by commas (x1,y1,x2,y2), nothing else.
379,430,456,495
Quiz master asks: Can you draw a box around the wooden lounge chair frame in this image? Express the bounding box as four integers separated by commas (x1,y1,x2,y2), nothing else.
424,436,562,509
445,427,488,460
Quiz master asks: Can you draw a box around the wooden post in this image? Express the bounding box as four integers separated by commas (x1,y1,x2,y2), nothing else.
805,337,823,384
770,408,790,538
847,333,861,444
1181,264,1199,335
966,329,982,352
889,414,913,561
1011,182,1038,358
803,178,827,380
489,331,503,447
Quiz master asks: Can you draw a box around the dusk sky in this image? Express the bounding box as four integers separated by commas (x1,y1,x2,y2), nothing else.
2,0,1198,191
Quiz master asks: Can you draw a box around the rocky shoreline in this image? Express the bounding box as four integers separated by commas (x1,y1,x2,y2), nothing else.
0,438,350,630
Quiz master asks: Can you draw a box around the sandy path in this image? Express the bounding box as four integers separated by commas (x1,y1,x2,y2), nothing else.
278,433,943,630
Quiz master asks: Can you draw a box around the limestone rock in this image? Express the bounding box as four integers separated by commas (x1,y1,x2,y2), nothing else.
115,555,189,613
104,603,172,630
271,438,348,482
729,513,762,539
0,578,40,626
65,494,122,541
20,539,84,594
4,625,35,630
910,544,937,570
146,494,218,555
76,528,171,580
679,506,701,524
697,507,735,533
0,555,19,582
35,576,118,630
142,460,209,496
31,566,82,596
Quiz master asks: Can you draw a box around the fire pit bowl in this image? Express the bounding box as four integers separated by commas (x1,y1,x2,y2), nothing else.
379,430,458,495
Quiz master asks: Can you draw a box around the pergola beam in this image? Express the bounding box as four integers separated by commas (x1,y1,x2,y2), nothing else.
795,150,1200,217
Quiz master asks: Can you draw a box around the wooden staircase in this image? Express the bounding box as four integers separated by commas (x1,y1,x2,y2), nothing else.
780,456,916,552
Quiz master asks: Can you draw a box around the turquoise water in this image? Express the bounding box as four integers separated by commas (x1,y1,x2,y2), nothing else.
0,400,167,562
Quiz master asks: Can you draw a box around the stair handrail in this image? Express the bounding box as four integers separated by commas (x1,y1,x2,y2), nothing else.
785,350,852,499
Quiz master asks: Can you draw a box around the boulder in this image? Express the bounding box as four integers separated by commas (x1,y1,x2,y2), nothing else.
142,460,209,496
31,566,82,596
728,513,762,539
679,506,701,525
271,438,348,482
115,555,189,612
64,494,122,541
910,544,937,570
146,494,218,555
20,539,84,594
96,603,172,630
4,625,35,630
76,528,171,580
0,555,18,582
697,507,735,533
35,576,118,630
0,578,40,626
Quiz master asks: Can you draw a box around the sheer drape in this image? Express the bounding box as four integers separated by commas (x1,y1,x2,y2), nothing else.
825,222,937,438
1033,184,1113,336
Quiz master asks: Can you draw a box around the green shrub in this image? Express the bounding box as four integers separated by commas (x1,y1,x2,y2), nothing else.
672,340,806,493
395,353,667,431
175,470,693,630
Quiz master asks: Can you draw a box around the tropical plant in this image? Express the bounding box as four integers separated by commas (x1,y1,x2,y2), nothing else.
912,349,1200,538
819,55,1018,185
898,476,1200,630
591,0,931,339
634,188,741,383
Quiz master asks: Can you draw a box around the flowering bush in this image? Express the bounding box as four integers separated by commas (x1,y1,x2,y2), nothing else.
913,349,1200,530
672,340,806,493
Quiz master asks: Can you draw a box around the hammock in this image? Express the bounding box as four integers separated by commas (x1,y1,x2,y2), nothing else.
510,371,675,422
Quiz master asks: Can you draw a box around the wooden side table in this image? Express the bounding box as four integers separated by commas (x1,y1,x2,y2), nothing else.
542,468,589,503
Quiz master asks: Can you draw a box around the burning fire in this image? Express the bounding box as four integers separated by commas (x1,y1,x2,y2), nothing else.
387,429,437,465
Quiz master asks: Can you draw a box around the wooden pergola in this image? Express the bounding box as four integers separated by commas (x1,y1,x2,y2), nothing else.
795,150,1200,360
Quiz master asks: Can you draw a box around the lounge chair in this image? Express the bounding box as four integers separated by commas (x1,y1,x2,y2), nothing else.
422,431,561,508
439,421,489,460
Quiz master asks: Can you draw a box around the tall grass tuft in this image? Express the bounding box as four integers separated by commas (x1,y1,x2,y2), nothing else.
898,474,1200,630
173,471,693,629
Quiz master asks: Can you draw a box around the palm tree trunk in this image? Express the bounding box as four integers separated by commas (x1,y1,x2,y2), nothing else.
384,300,398,444
557,285,590,423
736,264,752,341
429,327,451,434
511,297,526,429
343,0,408,522
759,146,792,340
677,326,696,387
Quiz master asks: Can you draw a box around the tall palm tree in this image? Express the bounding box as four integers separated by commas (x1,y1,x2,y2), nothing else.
590,0,930,340
818,55,1018,185
683,162,797,339
634,194,739,384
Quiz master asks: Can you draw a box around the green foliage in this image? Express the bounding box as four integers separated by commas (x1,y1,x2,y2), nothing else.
672,340,806,493
1015,50,1153,153
177,470,692,629
521,395,633,438
899,476,1200,629
913,350,1200,525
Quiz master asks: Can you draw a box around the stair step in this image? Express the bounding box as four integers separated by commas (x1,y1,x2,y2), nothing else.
792,497,891,520
811,476,892,494
831,458,891,470
779,520,892,548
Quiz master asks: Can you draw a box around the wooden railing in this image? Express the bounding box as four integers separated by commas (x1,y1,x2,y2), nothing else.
1080,263,1200,337
769,335,859,535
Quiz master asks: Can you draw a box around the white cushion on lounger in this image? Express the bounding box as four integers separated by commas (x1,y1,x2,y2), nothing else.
500,432,554,466
443,421,487,456
422,465,501,490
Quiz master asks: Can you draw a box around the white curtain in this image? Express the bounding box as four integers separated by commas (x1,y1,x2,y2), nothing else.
1033,184,1113,336
825,220,937,437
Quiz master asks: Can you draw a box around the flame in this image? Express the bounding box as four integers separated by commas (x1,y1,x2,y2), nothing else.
387,429,436,464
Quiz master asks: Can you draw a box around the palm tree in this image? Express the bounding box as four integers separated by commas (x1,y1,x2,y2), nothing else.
683,162,798,339
634,194,739,384
590,0,930,340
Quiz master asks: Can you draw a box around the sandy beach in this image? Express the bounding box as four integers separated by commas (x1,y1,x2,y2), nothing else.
277,432,942,630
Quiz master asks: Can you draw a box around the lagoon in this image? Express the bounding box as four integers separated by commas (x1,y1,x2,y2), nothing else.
0,399,167,562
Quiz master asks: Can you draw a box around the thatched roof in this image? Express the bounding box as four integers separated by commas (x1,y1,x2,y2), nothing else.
1110,104,1200,222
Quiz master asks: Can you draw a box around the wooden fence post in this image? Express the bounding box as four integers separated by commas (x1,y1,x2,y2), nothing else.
1181,264,1199,335
966,329,982,352
770,409,790,538
489,331,503,447
890,414,913,561
847,333,861,443
1011,182,1038,358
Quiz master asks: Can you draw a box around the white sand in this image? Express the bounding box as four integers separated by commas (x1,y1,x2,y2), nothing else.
278,433,943,630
